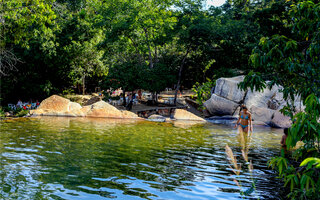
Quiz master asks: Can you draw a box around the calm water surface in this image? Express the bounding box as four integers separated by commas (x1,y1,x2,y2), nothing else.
0,117,284,200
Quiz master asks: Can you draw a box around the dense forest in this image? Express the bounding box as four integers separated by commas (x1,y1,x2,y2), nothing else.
0,0,293,103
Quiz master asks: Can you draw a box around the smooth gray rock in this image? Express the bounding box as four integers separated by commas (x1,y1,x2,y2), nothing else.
214,76,246,103
204,94,239,116
270,111,292,128
249,105,275,125
244,84,283,109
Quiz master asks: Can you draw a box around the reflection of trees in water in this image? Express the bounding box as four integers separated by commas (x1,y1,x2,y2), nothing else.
0,118,214,199
36,144,206,199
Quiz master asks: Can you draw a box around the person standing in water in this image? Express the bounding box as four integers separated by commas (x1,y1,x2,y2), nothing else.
281,128,288,147
234,105,253,134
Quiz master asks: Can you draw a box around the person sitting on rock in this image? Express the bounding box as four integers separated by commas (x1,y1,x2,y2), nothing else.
234,105,253,134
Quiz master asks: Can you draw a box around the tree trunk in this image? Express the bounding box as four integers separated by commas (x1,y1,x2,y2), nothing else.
82,74,86,95
174,47,191,105
144,28,153,69
77,83,81,94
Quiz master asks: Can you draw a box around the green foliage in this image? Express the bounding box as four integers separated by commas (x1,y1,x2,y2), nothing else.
62,88,75,95
0,0,269,104
15,109,29,117
104,63,145,93
239,0,320,199
268,149,289,178
2,0,57,48
192,79,215,108
286,94,320,150
301,158,320,169
0,106,29,118
0,107,5,118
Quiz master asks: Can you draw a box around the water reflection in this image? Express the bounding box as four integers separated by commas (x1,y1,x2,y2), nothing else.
0,117,284,199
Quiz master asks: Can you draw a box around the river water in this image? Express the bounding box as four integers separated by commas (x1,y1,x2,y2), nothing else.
0,117,285,200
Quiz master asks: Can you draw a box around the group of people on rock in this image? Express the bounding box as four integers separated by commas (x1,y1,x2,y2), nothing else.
13,99,40,110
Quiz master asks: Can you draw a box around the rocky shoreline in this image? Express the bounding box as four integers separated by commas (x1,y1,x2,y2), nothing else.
204,76,302,128
2,76,300,128
29,95,206,122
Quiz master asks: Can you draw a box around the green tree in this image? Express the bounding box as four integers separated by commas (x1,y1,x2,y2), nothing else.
0,0,57,76
60,9,107,94
239,0,320,199
104,62,145,105
98,0,179,101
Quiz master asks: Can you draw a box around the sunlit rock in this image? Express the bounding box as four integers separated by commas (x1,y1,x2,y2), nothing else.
31,96,140,119
38,95,70,113
174,109,206,121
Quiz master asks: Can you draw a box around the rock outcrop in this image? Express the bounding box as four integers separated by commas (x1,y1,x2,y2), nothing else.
31,95,140,119
203,94,239,116
204,76,300,128
244,84,284,109
249,105,275,125
174,109,206,121
214,76,246,103
37,95,71,114
270,111,292,128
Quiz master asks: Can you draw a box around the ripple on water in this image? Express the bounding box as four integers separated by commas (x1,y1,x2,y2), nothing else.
0,117,285,199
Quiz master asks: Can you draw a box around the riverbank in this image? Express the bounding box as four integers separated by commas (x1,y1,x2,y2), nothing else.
26,95,206,123
0,108,30,119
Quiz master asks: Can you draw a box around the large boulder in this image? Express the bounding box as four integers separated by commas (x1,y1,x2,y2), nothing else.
69,102,82,111
32,95,75,116
214,76,246,103
31,95,140,119
121,110,140,119
86,101,125,118
244,84,284,110
204,94,239,116
270,111,292,128
174,109,206,121
249,105,275,125
37,95,70,113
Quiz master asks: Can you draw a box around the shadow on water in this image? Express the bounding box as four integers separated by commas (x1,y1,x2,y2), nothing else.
0,117,285,199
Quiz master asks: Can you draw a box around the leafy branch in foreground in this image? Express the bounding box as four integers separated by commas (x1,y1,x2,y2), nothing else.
240,1,320,199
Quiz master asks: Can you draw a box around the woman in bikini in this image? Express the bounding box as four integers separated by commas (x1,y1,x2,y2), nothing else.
234,105,253,134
